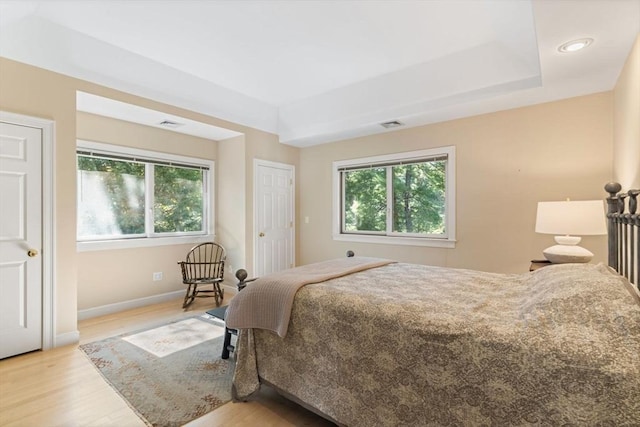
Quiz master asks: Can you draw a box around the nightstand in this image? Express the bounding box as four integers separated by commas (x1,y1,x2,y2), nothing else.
530,259,552,271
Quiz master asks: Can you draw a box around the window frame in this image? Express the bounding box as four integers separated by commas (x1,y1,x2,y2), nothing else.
332,146,456,248
76,140,215,252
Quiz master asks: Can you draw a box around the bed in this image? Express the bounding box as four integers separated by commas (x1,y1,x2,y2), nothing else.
226,183,640,426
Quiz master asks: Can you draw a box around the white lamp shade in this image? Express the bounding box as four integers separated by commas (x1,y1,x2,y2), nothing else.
535,200,606,236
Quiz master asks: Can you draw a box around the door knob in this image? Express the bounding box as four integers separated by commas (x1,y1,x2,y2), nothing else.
27,249,39,257
259,232,265,237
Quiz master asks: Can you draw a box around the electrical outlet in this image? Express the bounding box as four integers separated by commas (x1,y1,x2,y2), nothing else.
153,272,163,281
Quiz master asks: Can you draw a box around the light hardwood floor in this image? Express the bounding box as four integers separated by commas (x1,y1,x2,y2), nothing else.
0,292,335,427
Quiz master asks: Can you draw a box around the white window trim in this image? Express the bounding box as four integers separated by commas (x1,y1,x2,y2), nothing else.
76,140,215,252
332,146,456,248
77,234,216,252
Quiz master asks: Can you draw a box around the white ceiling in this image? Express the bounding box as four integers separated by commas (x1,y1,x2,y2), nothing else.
76,92,243,141
0,0,638,146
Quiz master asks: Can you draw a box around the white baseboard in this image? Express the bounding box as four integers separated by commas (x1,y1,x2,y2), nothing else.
77,290,185,320
77,284,237,321
56,330,80,348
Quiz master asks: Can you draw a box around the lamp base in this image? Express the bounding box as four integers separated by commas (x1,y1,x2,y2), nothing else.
542,244,594,264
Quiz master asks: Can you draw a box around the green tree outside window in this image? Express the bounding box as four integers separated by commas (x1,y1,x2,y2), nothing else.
154,165,204,233
77,155,207,239
341,159,446,236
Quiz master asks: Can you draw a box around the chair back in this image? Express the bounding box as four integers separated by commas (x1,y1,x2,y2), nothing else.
180,242,226,283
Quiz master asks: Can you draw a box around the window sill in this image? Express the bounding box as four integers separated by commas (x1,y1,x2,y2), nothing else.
332,233,456,248
77,234,215,252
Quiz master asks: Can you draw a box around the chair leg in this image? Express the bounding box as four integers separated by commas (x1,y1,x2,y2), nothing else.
214,290,220,307
213,282,224,306
182,283,196,308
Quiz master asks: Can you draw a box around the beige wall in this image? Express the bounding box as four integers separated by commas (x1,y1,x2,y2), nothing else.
218,135,247,279
76,112,217,310
298,93,613,273
0,58,79,337
77,111,217,158
0,57,293,340
77,245,196,309
613,34,640,189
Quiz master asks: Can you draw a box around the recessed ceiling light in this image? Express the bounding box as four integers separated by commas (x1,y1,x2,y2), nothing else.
558,38,593,53
380,120,404,129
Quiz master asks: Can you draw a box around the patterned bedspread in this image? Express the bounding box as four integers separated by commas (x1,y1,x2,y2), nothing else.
226,257,394,337
232,262,640,426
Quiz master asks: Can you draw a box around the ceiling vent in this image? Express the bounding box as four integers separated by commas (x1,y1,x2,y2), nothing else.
158,120,184,128
380,120,404,129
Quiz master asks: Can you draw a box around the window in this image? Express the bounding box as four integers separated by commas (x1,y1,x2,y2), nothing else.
333,146,455,248
77,141,213,250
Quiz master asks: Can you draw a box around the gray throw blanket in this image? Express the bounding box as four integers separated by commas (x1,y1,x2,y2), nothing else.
225,256,394,337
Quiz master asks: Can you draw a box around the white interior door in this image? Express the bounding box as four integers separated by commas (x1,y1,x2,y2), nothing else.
254,160,294,277
0,121,43,359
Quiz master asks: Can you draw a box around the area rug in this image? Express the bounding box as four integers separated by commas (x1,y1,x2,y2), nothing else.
80,315,234,427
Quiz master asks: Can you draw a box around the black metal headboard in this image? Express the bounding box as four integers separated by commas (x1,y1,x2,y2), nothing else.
605,182,640,290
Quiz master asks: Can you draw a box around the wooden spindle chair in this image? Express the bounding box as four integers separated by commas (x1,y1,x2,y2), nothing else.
178,242,226,308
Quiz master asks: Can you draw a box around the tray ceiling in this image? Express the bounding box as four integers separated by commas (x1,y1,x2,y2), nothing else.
1,0,638,146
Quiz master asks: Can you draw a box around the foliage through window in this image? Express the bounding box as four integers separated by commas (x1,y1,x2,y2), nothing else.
335,147,455,245
77,142,211,241
153,165,204,233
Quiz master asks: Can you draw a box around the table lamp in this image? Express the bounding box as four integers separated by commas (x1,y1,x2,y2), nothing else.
535,200,606,263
